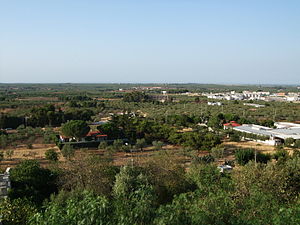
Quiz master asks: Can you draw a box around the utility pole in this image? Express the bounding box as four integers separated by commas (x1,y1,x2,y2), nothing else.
273,109,277,121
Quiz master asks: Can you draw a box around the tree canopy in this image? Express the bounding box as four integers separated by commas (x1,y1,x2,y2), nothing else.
61,120,90,140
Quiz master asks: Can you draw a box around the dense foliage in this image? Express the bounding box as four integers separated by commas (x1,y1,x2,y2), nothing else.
61,120,90,140
2,153,300,225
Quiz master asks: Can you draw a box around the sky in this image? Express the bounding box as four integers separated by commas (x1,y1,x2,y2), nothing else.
0,0,299,84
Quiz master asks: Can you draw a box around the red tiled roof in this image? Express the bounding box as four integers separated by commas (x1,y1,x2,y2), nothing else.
60,131,107,138
86,131,105,137
224,121,241,127
96,134,107,137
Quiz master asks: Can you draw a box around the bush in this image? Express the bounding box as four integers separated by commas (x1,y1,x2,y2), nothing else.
0,151,4,162
113,139,123,151
235,149,254,165
294,140,300,148
0,198,37,225
98,141,108,150
152,141,164,150
121,144,132,152
30,191,111,225
61,144,75,160
45,149,59,162
211,147,224,159
136,138,146,151
285,138,294,147
192,154,215,164
256,152,272,164
230,133,241,142
5,149,14,160
273,149,289,161
9,160,58,205
0,135,8,148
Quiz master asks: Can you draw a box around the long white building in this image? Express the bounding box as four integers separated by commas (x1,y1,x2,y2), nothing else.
233,122,300,145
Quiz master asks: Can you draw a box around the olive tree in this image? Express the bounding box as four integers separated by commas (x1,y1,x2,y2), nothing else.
61,144,75,160
45,149,59,162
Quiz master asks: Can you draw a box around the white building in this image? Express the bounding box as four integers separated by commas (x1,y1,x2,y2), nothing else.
243,103,265,108
233,123,300,145
286,96,299,102
208,102,222,106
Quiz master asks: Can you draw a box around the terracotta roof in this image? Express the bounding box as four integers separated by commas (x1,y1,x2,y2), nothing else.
224,121,241,127
86,131,106,137
60,131,107,138
96,134,107,137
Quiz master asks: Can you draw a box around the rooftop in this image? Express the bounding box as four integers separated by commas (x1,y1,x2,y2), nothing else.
233,123,300,140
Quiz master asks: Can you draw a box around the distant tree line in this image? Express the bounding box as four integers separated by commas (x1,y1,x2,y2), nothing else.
123,91,153,103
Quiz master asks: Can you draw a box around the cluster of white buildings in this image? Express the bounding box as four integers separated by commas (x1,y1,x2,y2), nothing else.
204,91,300,102
205,91,245,100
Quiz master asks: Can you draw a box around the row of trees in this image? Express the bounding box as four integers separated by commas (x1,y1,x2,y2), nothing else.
0,114,24,129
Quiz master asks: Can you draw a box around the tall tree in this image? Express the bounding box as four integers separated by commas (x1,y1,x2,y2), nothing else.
61,120,90,141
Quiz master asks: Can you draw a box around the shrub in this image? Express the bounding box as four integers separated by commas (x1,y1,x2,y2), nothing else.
136,138,146,151
192,154,215,164
294,140,300,148
0,151,4,162
113,139,123,151
235,149,254,165
0,198,37,225
256,152,272,164
273,149,289,161
5,149,14,160
230,133,241,142
61,144,75,160
284,138,294,147
211,147,224,160
9,160,58,205
45,149,59,162
98,141,108,150
152,141,164,150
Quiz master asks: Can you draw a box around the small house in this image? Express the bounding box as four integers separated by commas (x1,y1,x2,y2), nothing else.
223,121,241,130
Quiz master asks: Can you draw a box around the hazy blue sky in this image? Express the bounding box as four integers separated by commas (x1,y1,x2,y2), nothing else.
0,0,299,84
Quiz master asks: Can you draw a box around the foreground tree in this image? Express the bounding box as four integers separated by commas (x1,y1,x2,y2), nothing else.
30,191,110,225
0,198,37,225
9,160,58,205
112,166,157,225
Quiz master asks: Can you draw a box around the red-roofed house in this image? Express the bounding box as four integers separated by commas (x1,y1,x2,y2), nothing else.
223,121,241,130
59,131,107,142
